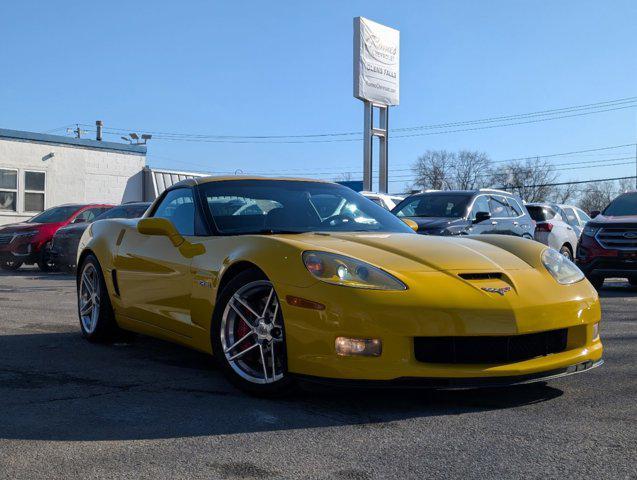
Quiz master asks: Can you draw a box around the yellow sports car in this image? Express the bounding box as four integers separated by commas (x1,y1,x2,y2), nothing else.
76,177,603,395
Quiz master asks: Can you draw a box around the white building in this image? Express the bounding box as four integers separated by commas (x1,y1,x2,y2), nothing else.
0,128,209,226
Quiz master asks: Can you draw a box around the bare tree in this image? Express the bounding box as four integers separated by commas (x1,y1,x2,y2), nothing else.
412,150,455,190
489,158,558,203
577,179,633,213
455,150,492,190
547,181,578,204
412,150,492,191
334,172,353,182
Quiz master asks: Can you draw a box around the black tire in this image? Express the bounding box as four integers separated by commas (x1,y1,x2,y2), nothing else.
559,245,573,261
211,269,295,396
37,243,58,272
77,254,118,342
588,276,604,291
0,260,23,271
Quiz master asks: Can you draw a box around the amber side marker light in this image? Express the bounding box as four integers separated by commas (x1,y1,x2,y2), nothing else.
593,322,600,340
286,295,326,311
335,337,382,357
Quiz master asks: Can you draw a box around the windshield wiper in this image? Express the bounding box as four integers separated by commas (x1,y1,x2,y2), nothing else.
249,229,306,235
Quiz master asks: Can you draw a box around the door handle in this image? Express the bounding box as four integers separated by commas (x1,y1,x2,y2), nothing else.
491,221,498,225
513,221,519,226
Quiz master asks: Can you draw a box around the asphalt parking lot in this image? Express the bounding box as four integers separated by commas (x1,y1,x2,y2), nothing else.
0,268,635,480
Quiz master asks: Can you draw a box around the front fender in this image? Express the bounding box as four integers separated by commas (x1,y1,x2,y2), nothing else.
469,234,547,269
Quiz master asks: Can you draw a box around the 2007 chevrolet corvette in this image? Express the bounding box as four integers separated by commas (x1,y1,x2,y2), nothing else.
76,177,603,395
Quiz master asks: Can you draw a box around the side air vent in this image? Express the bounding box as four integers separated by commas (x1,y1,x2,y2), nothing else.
458,272,502,280
111,270,121,297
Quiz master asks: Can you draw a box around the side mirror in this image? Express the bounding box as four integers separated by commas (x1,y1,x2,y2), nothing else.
138,217,183,245
473,211,491,223
401,218,419,232
137,218,205,258
590,210,600,218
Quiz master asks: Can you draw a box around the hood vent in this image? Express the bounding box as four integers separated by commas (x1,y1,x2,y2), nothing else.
458,272,502,280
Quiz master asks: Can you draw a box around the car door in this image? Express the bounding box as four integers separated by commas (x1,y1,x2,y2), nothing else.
466,195,492,235
558,206,581,248
114,188,197,338
488,195,515,235
506,197,531,237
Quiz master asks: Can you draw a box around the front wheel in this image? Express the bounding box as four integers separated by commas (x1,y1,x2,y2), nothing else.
77,254,118,342
212,270,294,396
1,260,23,271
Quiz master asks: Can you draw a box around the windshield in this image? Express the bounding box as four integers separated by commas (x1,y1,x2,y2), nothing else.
603,193,637,216
27,205,80,224
199,180,414,235
393,193,472,218
95,204,150,220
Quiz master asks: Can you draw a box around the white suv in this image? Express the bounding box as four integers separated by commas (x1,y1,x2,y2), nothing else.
526,203,586,260
360,192,405,210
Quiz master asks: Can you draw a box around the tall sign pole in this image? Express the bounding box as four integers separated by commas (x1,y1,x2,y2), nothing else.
353,17,400,193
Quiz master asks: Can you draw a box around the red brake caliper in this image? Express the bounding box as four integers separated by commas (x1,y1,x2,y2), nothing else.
235,311,253,352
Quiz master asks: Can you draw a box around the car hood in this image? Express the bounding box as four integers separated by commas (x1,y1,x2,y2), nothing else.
285,232,532,273
55,223,89,236
589,214,637,226
0,222,43,234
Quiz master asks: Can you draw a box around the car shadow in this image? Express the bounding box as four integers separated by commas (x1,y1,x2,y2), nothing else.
0,330,564,442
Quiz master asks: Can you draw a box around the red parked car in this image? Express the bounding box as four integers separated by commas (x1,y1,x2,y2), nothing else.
0,203,113,272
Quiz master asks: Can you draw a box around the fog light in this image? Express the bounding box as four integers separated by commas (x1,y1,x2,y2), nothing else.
335,337,382,357
592,322,600,340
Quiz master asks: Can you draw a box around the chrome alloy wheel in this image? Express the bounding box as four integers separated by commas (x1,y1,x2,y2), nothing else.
79,262,100,334
220,280,285,385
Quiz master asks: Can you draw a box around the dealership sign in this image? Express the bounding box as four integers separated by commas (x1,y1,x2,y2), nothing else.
353,17,400,106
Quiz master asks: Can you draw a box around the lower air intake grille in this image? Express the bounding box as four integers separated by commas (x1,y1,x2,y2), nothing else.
414,329,568,364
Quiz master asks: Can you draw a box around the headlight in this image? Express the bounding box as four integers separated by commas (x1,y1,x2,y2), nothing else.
582,225,599,237
541,248,584,285
302,251,407,290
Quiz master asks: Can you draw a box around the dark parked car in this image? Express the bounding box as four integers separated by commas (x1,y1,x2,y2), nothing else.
50,202,150,271
391,189,535,238
0,203,113,271
576,191,637,289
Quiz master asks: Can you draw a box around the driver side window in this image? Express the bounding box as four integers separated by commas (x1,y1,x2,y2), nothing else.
152,188,195,236
470,196,490,220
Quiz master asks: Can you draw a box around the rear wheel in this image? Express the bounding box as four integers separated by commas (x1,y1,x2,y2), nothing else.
559,245,573,261
212,269,294,396
77,254,118,342
1,260,23,271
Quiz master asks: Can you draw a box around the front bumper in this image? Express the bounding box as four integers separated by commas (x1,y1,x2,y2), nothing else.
295,359,604,389
577,256,637,278
278,268,602,382
49,237,80,266
0,242,41,263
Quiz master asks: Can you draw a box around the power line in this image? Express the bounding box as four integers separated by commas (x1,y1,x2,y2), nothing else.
77,95,637,144
494,175,637,190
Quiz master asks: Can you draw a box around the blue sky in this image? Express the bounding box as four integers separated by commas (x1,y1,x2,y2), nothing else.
2,0,636,192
